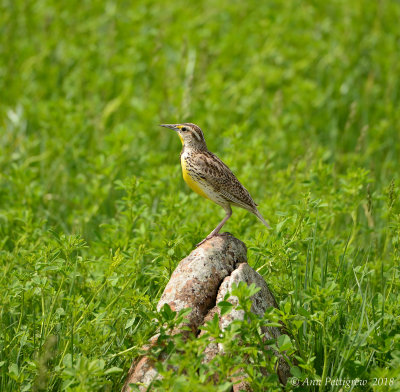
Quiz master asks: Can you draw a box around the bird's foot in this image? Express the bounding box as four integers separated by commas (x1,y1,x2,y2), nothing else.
196,232,231,247
196,235,214,247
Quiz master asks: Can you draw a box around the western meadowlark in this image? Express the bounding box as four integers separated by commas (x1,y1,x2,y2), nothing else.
161,123,270,246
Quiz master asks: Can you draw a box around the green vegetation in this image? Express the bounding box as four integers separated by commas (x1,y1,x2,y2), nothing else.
1,0,399,390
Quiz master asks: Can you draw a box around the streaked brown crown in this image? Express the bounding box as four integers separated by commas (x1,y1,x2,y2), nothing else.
180,123,206,147
160,122,207,150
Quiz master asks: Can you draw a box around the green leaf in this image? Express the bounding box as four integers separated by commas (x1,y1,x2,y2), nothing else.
160,303,176,321
104,367,123,375
218,300,234,316
216,382,234,391
290,366,302,378
277,334,292,352
125,317,136,329
298,307,311,318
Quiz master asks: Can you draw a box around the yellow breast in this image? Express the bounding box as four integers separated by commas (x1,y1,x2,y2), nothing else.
181,157,210,200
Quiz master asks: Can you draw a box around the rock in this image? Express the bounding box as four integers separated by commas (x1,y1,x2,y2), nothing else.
122,233,292,392
210,262,291,387
157,233,247,333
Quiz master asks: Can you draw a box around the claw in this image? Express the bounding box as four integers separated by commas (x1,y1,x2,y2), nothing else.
196,233,228,247
196,237,211,247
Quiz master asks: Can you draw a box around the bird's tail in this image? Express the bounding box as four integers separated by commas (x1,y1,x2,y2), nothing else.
253,208,271,229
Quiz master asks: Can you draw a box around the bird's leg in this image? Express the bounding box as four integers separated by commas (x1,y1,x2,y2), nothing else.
207,207,232,237
196,206,232,247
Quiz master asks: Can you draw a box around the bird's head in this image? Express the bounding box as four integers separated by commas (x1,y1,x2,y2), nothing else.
160,123,207,150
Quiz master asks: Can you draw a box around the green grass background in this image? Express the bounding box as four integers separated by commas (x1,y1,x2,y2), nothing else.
1,0,400,390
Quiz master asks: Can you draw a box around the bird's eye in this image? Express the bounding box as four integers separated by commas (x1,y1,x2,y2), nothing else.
181,127,188,132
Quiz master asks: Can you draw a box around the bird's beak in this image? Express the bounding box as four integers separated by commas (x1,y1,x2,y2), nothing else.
160,124,179,131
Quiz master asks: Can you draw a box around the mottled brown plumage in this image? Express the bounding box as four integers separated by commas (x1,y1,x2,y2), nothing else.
189,151,258,211
160,122,270,246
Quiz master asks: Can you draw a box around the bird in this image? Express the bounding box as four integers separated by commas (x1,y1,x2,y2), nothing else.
160,123,271,246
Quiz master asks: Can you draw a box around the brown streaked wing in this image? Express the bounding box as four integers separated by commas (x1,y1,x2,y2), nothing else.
193,151,257,210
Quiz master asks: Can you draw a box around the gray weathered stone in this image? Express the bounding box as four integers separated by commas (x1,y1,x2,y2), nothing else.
122,233,292,392
157,233,247,332
209,262,291,388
